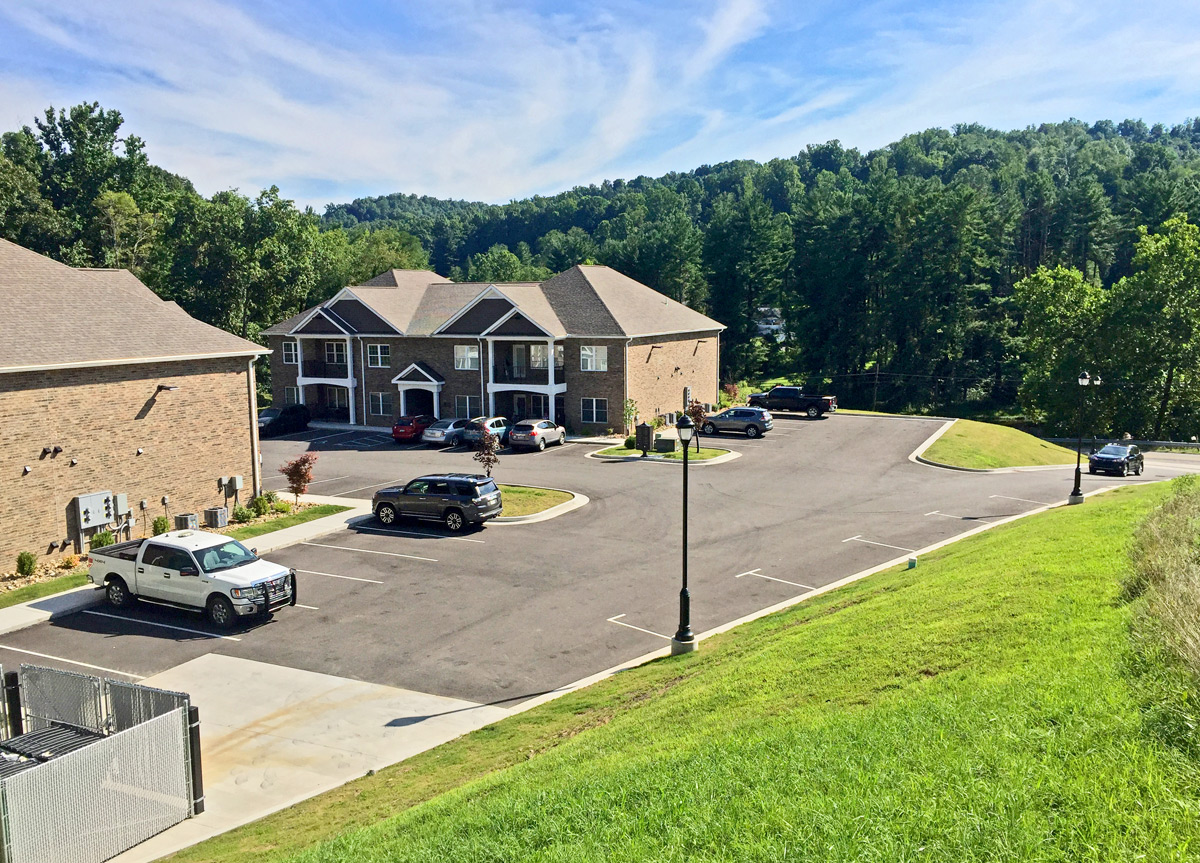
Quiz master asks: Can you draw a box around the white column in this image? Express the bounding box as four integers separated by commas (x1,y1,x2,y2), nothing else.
346,337,357,425
547,339,556,422
486,338,496,415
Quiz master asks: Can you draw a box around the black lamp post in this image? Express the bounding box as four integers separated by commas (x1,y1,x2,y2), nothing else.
672,414,697,654
1069,370,1100,504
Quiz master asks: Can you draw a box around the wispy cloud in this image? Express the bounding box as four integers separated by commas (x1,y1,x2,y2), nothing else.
2,0,1200,210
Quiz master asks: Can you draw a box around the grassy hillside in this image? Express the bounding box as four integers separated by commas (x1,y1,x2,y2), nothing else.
922,418,1078,469
171,482,1200,863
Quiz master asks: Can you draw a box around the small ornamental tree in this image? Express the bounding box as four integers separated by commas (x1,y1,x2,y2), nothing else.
687,399,707,451
722,382,739,406
623,398,638,434
280,452,319,504
473,426,500,478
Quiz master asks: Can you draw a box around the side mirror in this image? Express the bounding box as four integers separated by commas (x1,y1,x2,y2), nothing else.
180,567,199,577
250,548,258,555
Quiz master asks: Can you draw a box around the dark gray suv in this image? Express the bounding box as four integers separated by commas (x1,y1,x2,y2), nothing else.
700,407,774,438
372,473,503,532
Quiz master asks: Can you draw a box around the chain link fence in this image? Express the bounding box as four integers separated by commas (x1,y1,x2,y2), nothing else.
18,665,105,734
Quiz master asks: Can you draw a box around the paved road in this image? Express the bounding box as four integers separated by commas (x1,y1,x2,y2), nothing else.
4,415,1196,705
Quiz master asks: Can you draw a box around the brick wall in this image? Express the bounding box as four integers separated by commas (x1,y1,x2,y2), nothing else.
561,338,626,434
0,358,258,566
625,331,720,427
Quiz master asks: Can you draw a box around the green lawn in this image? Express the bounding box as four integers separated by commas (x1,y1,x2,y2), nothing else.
168,482,1200,863
922,418,1077,469
596,445,728,460
225,505,353,541
0,572,90,609
496,485,573,517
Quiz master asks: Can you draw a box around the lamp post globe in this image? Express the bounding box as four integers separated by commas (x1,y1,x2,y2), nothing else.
671,413,697,655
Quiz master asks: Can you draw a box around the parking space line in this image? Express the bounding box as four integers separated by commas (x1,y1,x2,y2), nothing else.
296,431,361,444
355,526,485,543
606,614,671,640
81,609,242,641
294,568,383,584
841,535,916,553
295,604,320,610
0,645,145,679
734,569,814,589
264,475,350,488
301,542,437,562
337,478,409,495
926,510,994,522
989,494,1053,507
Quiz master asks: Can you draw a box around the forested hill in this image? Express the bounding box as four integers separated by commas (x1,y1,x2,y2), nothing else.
4,104,1200,437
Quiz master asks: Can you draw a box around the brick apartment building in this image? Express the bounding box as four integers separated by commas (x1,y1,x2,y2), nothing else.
0,239,267,566
264,265,724,434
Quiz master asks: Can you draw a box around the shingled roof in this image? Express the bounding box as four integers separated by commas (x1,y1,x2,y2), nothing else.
263,265,724,339
0,239,266,374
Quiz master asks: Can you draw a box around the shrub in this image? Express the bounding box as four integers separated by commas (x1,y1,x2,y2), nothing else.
232,505,255,524
90,531,114,549
263,490,280,504
60,553,80,570
250,495,271,517
15,552,36,577
273,501,292,514
152,516,170,536
624,435,636,449
279,452,319,503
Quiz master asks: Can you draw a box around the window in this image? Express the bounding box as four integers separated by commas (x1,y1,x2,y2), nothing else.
367,344,391,368
454,344,480,370
282,341,298,364
554,344,564,368
325,386,348,408
580,345,608,371
370,392,393,416
581,398,608,424
530,344,549,369
284,386,300,405
513,344,526,377
455,395,482,418
325,341,346,364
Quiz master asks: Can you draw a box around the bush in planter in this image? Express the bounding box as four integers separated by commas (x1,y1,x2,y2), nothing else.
90,531,115,549
624,435,636,449
273,501,292,514
232,505,255,524
16,552,37,577
60,553,80,570
250,495,271,517
152,516,170,536
263,490,280,504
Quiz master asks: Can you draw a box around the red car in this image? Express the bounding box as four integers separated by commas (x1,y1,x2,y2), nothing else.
392,414,437,443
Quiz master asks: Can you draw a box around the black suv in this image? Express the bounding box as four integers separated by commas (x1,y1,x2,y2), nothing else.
1088,444,1144,476
372,473,503,531
258,404,310,437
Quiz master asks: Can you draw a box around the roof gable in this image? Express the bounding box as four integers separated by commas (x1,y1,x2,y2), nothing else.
294,309,349,335
484,310,550,337
391,361,444,384
328,298,400,334
435,288,515,335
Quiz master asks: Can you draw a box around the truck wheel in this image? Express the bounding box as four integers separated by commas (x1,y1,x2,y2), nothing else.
806,406,820,418
207,595,236,630
376,503,397,525
444,509,465,532
702,422,717,435
745,425,760,438
106,577,132,609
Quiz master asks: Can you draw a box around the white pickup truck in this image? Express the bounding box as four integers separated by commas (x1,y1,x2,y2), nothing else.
88,530,296,629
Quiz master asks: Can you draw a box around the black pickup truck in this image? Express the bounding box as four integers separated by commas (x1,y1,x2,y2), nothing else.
747,386,838,418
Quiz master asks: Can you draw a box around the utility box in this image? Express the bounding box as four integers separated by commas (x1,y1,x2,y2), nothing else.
204,507,229,529
228,475,244,491
635,422,654,457
654,438,677,453
74,491,114,530
114,493,129,516
174,513,198,531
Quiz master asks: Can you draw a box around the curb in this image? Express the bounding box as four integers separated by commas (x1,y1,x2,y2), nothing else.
584,447,741,466
0,584,105,637
908,419,1077,474
493,488,590,525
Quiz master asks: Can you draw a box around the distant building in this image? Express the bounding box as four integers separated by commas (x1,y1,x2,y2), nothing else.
754,306,786,342
264,265,725,433
0,239,267,565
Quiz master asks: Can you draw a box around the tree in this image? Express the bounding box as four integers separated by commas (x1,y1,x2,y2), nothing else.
686,399,707,451
473,427,500,477
279,452,319,504
94,189,159,271
345,226,429,283
465,244,551,282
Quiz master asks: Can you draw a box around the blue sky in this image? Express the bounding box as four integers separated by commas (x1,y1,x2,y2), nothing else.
3,0,1200,210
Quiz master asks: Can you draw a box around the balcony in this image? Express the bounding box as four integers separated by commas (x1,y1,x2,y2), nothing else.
492,363,564,385
300,360,350,379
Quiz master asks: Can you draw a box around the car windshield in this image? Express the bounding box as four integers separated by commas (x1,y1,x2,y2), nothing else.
428,420,453,430
1097,445,1131,456
196,539,259,573
395,418,413,426
260,408,280,420
474,480,499,497
515,421,536,429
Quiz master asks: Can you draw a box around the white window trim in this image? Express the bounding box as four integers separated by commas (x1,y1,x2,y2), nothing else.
455,395,482,418
367,344,391,368
282,341,298,365
369,392,393,416
325,342,347,364
581,397,608,424
284,386,300,405
454,344,480,371
580,345,608,372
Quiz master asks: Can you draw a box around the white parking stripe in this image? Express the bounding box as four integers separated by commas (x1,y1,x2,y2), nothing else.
295,604,320,610
301,541,437,562
734,569,814,589
606,614,671,640
925,510,994,522
294,568,383,584
0,645,145,679
336,478,409,496
989,494,1053,507
264,475,350,488
81,609,242,641
841,535,916,553
355,526,485,543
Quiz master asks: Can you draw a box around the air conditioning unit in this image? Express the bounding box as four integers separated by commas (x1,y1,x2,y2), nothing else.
204,506,229,528
174,513,198,531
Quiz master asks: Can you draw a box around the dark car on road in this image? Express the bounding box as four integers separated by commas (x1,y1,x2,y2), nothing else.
392,414,437,444
700,407,773,438
372,473,503,531
747,386,837,418
462,416,511,446
258,404,310,437
508,419,567,451
421,418,472,447
1088,443,1144,476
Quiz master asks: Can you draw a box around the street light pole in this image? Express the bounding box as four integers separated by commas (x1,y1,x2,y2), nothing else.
1069,371,1091,504
672,414,697,655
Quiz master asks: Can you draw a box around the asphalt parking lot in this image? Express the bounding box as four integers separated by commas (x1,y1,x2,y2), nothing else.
4,415,1198,705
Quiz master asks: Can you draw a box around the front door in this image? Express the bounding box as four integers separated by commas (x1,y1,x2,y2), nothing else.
404,388,434,416
139,543,197,604
400,478,432,517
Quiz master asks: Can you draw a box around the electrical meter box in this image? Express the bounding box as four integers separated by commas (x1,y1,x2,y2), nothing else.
229,475,244,491
114,493,129,515
75,491,114,529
